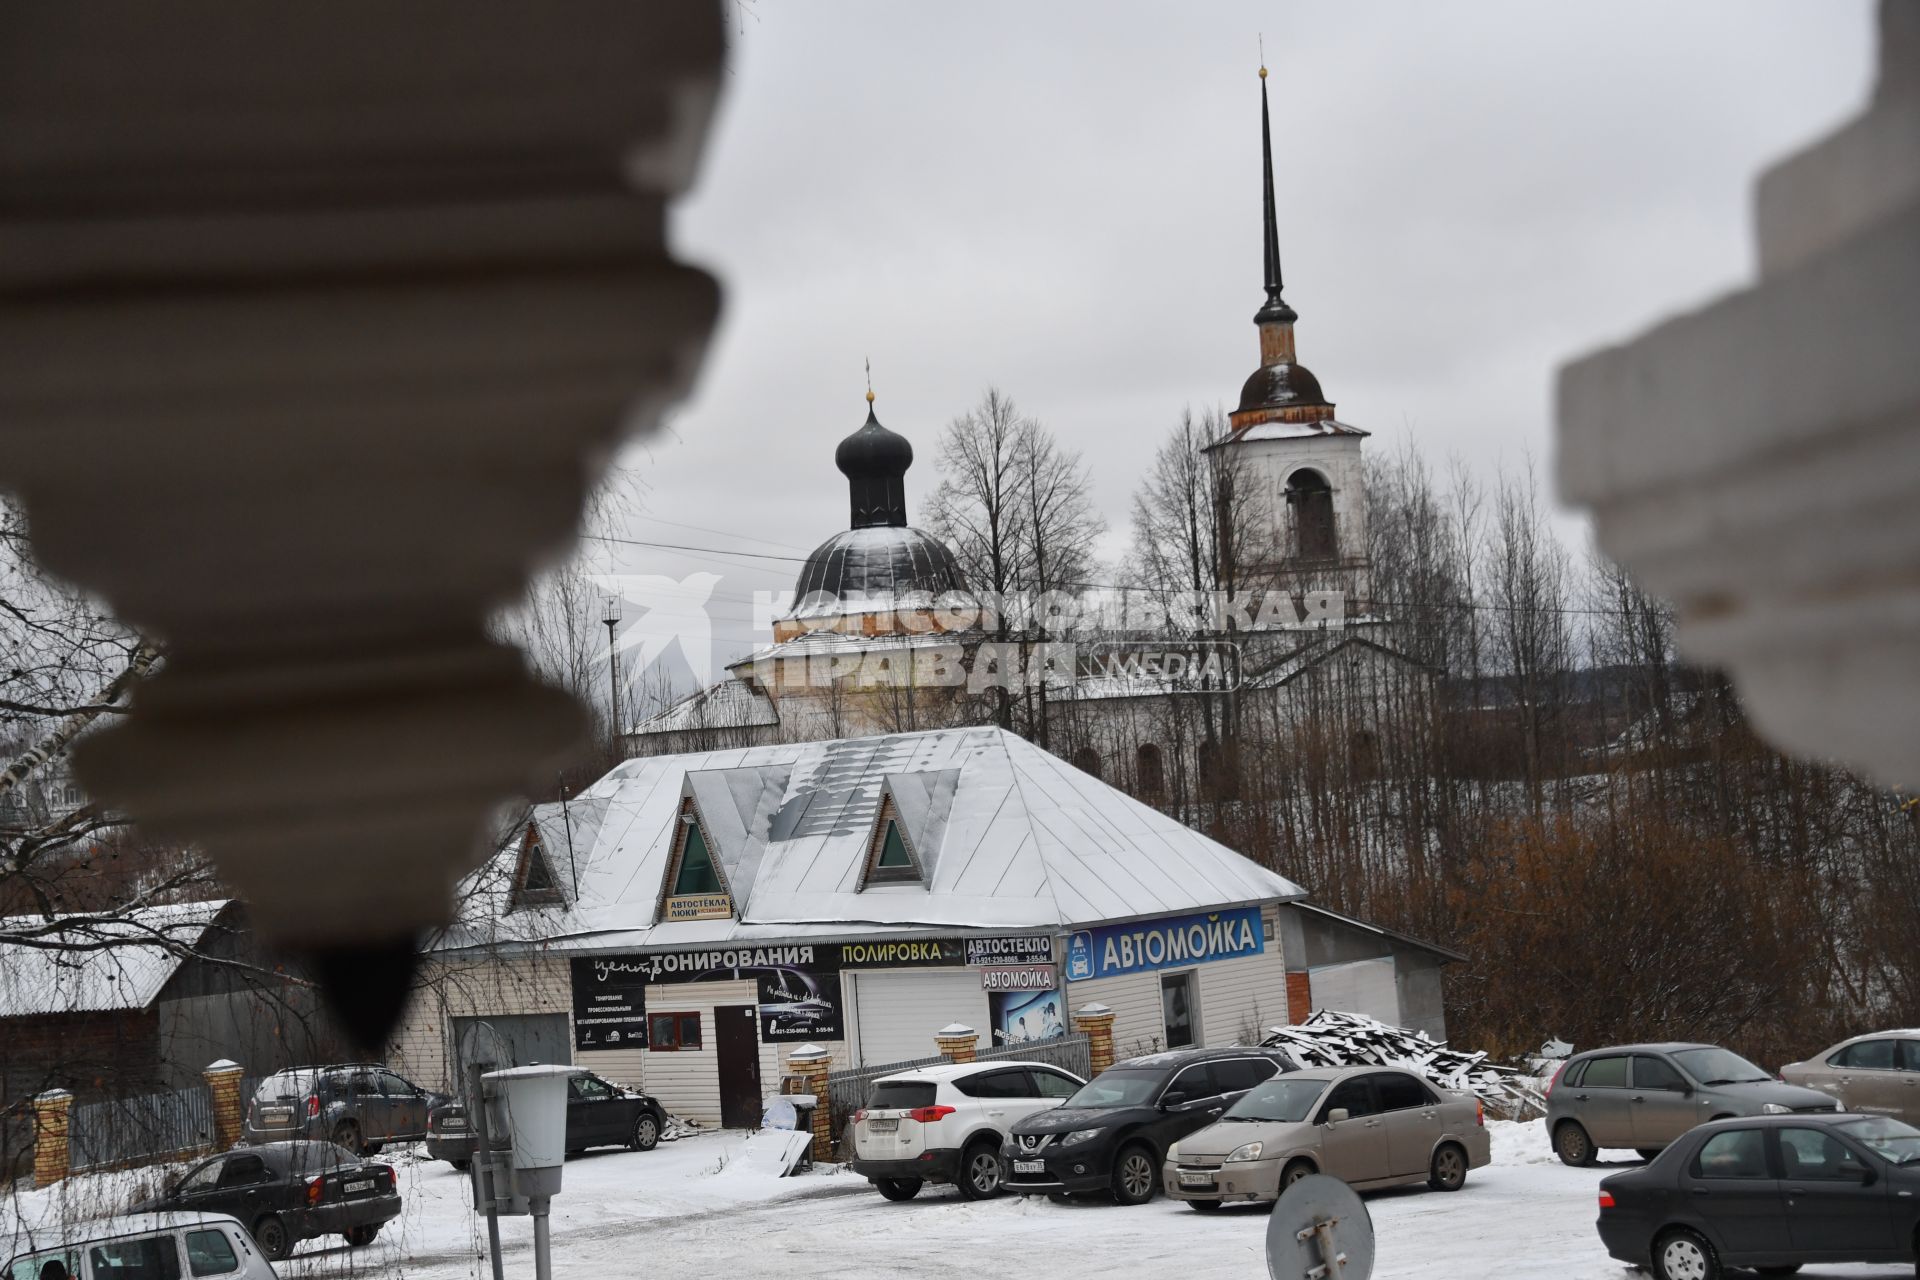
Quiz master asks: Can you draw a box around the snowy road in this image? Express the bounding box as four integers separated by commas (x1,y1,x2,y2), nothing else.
11,1123,1910,1279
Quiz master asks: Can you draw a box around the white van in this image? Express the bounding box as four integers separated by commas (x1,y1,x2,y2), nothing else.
4,1212,276,1280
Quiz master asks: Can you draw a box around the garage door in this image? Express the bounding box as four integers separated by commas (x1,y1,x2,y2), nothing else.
1307,958,1400,1028
450,1013,572,1090
854,971,990,1066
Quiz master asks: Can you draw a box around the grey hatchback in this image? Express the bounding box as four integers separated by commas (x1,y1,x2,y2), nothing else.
1547,1043,1841,1165
243,1064,448,1155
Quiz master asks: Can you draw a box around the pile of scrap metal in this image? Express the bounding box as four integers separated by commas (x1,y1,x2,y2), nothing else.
1262,1010,1548,1119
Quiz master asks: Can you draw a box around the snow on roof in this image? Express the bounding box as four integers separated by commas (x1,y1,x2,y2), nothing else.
443,727,1302,951
1208,418,1370,447
0,900,231,1018
630,679,781,736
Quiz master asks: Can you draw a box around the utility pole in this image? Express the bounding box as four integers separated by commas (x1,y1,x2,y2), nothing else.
602,593,622,755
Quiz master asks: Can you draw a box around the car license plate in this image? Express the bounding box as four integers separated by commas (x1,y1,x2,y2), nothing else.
1178,1170,1215,1187
344,1179,374,1195
868,1119,897,1133
261,1108,292,1125
439,1118,467,1131
1014,1160,1045,1174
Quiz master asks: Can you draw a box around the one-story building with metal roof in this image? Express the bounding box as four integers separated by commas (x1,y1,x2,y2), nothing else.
399,726,1461,1126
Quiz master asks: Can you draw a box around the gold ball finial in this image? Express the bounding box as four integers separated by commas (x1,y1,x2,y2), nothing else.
866,388,876,404
1258,65,1267,79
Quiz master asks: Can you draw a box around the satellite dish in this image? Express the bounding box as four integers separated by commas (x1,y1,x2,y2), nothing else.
1266,1175,1375,1280
762,1095,798,1132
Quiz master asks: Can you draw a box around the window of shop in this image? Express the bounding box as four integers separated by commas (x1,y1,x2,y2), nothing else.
1160,971,1197,1049
671,821,721,895
649,1012,703,1051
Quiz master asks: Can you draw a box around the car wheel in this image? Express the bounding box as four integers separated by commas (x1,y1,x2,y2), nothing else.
1636,1148,1663,1162
1109,1143,1159,1206
344,1225,380,1248
362,1142,384,1156
1553,1121,1595,1167
630,1113,661,1152
449,1158,471,1173
874,1177,922,1201
1187,1198,1222,1212
957,1141,1004,1200
1651,1228,1721,1280
1279,1158,1316,1192
251,1216,291,1263
331,1121,363,1155
1427,1142,1468,1192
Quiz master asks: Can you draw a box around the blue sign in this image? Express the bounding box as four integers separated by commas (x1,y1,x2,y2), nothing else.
1064,906,1264,981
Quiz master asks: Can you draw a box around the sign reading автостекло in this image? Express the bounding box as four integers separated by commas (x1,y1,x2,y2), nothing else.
1063,906,1264,981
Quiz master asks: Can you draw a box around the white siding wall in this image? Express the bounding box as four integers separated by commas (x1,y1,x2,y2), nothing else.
851,970,991,1066
1064,971,1164,1058
593,978,755,1126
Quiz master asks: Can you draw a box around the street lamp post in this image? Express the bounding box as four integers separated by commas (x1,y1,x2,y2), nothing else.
601,594,622,754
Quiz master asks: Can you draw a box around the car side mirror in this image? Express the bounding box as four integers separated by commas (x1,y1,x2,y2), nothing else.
1161,1091,1190,1109
1841,1163,1874,1185
1326,1108,1350,1124
1667,1082,1692,1094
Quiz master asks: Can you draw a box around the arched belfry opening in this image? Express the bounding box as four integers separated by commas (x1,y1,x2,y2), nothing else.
1285,468,1336,561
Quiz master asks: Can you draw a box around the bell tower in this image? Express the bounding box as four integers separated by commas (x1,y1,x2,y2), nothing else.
1210,60,1371,614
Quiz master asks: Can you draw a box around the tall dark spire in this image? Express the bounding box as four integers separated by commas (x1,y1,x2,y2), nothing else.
1254,63,1297,326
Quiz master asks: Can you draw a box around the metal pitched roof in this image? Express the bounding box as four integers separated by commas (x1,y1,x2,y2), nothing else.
446,727,1303,951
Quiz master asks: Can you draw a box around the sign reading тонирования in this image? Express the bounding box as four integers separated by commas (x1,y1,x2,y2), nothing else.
1063,907,1264,981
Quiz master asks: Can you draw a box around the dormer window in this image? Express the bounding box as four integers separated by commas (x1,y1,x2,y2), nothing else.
508,825,564,912
861,795,924,888
659,796,733,921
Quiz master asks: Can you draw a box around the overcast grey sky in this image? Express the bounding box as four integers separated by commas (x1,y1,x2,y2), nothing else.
596,0,1875,660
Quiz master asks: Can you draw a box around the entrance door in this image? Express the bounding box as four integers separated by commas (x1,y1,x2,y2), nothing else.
715,1005,763,1130
1160,972,1197,1049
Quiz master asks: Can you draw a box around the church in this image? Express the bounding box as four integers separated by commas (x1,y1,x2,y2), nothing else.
628,64,1434,817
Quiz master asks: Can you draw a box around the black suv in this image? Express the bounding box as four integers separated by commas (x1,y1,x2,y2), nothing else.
1003,1047,1297,1205
243,1064,448,1155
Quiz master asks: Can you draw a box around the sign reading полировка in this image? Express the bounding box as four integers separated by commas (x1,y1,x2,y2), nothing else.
1064,906,1264,981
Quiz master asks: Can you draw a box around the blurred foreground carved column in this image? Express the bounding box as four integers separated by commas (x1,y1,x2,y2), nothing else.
0,5,725,1041
1557,0,1920,788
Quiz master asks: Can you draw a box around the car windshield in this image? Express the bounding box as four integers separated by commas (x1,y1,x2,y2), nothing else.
1839,1116,1920,1164
1224,1077,1328,1123
1064,1069,1163,1108
1671,1047,1770,1085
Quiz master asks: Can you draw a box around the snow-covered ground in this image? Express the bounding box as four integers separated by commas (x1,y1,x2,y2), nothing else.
6,1124,1910,1279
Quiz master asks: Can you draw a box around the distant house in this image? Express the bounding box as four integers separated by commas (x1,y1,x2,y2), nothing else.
0,900,340,1110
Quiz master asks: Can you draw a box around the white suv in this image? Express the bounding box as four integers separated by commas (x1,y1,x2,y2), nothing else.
850,1060,1085,1200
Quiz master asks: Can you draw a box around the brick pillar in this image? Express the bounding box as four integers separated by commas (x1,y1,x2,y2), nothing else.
1285,972,1313,1024
204,1060,246,1151
934,1023,978,1064
32,1089,73,1188
785,1044,833,1160
1071,1003,1116,1075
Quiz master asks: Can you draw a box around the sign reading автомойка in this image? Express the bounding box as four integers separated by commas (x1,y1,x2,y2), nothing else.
1063,906,1264,981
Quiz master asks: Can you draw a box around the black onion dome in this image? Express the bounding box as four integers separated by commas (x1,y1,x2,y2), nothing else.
1238,361,1329,415
791,526,965,608
836,408,914,480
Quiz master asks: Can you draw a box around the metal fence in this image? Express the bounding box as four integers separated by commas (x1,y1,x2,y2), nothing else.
68,1085,215,1173
823,1034,1092,1157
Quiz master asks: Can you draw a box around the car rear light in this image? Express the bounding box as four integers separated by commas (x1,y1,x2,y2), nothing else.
1545,1062,1568,1099
377,1165,394,1190
306,1176,324,1206
306,1095,320,1119
852,1109,866,1124
1597,1191,1615,1210
906,1105,956,1124
1475,1099,1485,1127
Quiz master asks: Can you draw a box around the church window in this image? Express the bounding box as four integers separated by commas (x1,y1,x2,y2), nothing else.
1071,747,1101,780
1286,469,1337,561
1136,744,1166,797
